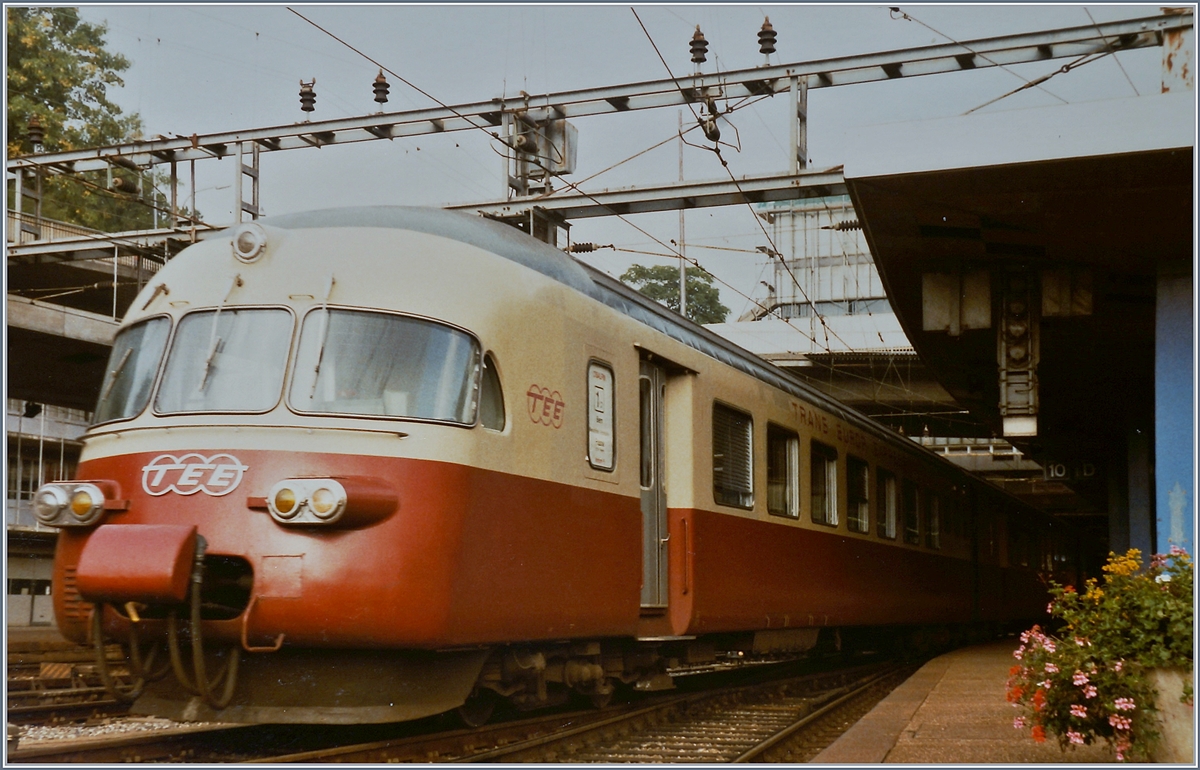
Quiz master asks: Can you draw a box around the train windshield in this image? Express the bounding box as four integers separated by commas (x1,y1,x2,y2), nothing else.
92,317,171,424
155,308,293,414
288,309,480,424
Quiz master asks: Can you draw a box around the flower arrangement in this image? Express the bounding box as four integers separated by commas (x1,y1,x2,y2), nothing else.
1006,547,1193,761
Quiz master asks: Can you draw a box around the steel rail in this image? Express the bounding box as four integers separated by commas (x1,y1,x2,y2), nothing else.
6,12,1188,175
731,667,901,762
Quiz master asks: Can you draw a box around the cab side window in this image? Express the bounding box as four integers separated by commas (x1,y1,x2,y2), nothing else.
479,354,505,430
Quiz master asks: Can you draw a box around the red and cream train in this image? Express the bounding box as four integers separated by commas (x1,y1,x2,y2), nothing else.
37,207,1080,724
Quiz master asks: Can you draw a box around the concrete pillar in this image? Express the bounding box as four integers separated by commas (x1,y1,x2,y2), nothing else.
1155,263,1193,556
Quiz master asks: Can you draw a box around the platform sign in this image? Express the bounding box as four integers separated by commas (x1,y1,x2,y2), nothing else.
1042,461,1099,483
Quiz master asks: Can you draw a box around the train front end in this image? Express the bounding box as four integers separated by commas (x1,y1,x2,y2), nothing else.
38,214,518,723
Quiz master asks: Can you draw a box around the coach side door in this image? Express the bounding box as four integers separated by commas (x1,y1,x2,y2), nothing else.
639,359,668,609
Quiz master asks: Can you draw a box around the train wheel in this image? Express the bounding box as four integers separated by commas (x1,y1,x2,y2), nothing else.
457,689,496,728
589,688,614,710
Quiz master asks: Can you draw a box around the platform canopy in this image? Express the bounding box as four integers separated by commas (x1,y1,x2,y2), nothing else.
843,91,1194,551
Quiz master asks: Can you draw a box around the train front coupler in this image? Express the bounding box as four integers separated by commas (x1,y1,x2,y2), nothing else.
75,524,241,709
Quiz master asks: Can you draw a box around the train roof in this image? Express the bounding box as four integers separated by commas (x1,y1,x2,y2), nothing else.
256,206,955,471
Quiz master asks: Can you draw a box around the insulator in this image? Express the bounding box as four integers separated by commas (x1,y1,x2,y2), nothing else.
690,26,708,64
700,116,720,143
570,243,598,253
299,79,316,113
26,115,44,147
758,18,777,55
513,133,538,154
373,71,390,104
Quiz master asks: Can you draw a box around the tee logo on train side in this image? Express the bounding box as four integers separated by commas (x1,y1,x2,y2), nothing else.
527,386,565,428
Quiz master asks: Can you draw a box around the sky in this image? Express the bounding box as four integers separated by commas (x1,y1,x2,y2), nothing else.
71,3,1178,319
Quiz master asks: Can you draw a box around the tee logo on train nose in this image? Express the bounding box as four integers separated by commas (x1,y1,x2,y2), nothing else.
141,453,249,497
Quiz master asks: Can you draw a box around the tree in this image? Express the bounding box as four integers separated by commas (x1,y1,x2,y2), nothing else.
619,264,730,324
7,7,172,232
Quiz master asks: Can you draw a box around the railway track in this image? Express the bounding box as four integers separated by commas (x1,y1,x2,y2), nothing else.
7,655,916,763
7,641,133,725
460,662,915,763
248,657,915,763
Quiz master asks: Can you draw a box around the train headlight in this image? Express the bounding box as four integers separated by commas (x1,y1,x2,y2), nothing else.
33,486,70,525
231,222,268,263
272,486,300,519
32,482,107,527
267,479,346,524
309,486,344,519
263,478,378,527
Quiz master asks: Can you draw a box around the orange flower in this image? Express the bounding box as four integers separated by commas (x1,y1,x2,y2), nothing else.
1032,725,1046,743
1010,665,1022,676
1032,689,1045,711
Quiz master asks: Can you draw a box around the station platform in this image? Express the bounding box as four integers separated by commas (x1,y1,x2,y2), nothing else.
815,638,1118,763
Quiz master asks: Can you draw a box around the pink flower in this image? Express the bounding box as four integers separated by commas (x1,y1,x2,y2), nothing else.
1041,680,1053,689
1074,637,1090,647
1067,730,1085,745
1047,602,1055,613
1013,716,1026,729
1045,663,1059,674
1113,660,1123,672
1071,704,1088,718
1013,648,1024,660
1114,698,1136,711
1043,639,1056,653
1109,715,1132,731
1073,671,1089,686
1084,685,1097,699
1170,544,1188,556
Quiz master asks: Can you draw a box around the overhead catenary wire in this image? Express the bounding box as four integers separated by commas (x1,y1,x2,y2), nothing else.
889,6,1069,105
962,48,1122,115
1082,6,1139,96
285,7,830,350
629,8,856,355
282,7,969,427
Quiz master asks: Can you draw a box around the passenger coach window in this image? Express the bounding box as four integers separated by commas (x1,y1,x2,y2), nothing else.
93,317,170,424
810,441,838,527
713,403,753,509
767,424,799,518
479,355,505,431
876,469,897,539
157,309,293,414
925,494,941,549
587,362,615,471
902,480,920,545
289,309,479,423
847,456,869,533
